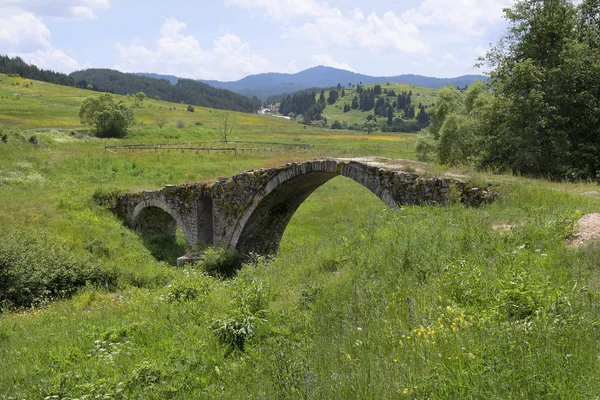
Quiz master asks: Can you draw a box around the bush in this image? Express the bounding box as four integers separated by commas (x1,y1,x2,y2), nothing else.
200,247,244,278
0,228,117,310
211,312,262,352
187,105,195,112
330,120,343,130
176,119,185,129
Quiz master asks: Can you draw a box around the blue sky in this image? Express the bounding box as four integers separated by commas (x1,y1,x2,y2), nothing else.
0,0,513,81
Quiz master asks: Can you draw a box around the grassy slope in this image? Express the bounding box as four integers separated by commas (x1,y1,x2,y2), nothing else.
322,82,439,126
272,82,438,126
1,76,600,398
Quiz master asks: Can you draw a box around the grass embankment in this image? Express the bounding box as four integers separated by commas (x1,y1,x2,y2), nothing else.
1,76,600,398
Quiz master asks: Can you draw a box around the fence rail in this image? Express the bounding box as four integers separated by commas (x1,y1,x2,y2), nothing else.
104,141,314,155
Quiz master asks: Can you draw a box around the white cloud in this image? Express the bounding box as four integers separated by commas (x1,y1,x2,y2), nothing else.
115,18,270,81
0,12,52,51
0,11,82,72
226,1,426,53
2,0,110,20
401,0,512,37
285,8,426,53
311,54,354,71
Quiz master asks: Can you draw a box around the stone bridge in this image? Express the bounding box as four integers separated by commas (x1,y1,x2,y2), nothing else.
106,158,495,256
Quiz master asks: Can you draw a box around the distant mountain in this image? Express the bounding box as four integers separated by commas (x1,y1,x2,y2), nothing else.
197,66,489,100
70,69,262,113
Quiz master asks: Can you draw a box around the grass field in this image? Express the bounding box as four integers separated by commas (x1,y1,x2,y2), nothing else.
2,75,600,399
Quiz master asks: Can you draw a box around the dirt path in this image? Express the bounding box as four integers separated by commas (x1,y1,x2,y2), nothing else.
567,213,600,248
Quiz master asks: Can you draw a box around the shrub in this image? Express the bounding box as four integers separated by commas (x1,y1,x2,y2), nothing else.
211,312,262,352
200,247,244,278
0,228,117,310
176,119,185,129
187,105,195,112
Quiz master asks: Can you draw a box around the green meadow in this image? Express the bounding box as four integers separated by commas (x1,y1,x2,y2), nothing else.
1,74,600,398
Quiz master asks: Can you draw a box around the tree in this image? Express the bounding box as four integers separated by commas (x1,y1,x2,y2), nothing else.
219,112,235,142
86,84,93,90
156,114,167,129
134,91,147,107
478,0,600,178
327,89,339,105
362,120,377,135
79,93,134,138
374,85,382,96
415,82,491,165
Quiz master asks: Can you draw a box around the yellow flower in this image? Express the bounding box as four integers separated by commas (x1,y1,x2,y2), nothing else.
393,359,399,363
403,388,410,395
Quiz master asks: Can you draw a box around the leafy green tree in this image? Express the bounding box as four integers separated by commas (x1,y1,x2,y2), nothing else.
415,82,491,165
362,120,377,135
374,85,382,96
134,91,147,107
478,0,600,178
79,93,134,138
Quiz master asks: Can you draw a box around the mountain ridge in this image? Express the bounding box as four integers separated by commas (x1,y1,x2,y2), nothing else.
138,66,488,100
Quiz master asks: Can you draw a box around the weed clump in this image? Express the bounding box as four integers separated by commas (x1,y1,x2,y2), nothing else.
200,247,244,278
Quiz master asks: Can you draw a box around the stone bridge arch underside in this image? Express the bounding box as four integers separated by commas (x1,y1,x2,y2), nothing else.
109,158,495,258
228,160,399,255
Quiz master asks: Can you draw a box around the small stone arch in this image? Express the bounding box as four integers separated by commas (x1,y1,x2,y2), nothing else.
131,199,192,244
229,160,399,255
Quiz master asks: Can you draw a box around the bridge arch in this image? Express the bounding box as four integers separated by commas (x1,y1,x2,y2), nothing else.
229,160,398,255
131,199,193,245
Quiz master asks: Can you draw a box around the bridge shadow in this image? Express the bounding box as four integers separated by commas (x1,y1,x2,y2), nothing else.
140,228,189,266
135,206,190,266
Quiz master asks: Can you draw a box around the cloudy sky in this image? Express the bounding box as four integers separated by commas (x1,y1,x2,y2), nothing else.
0,0,514,81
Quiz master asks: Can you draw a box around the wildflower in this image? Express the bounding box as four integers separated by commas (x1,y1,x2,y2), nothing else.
468,353,476,359
357,327,363,332
403,388,409,395
393,359,398,363
215,366,221,375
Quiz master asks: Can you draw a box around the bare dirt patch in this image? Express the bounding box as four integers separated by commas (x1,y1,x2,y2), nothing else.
567,213,600,248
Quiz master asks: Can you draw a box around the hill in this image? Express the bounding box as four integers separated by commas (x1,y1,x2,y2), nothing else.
0,56,262,113
198,66,486,99
70,69,262,113
270,82,439,132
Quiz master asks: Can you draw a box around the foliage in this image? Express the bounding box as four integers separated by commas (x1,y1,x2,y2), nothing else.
200,247,244,277
0,228,114,310
415,82,492,165
478,0,600,179
79,93,134,138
